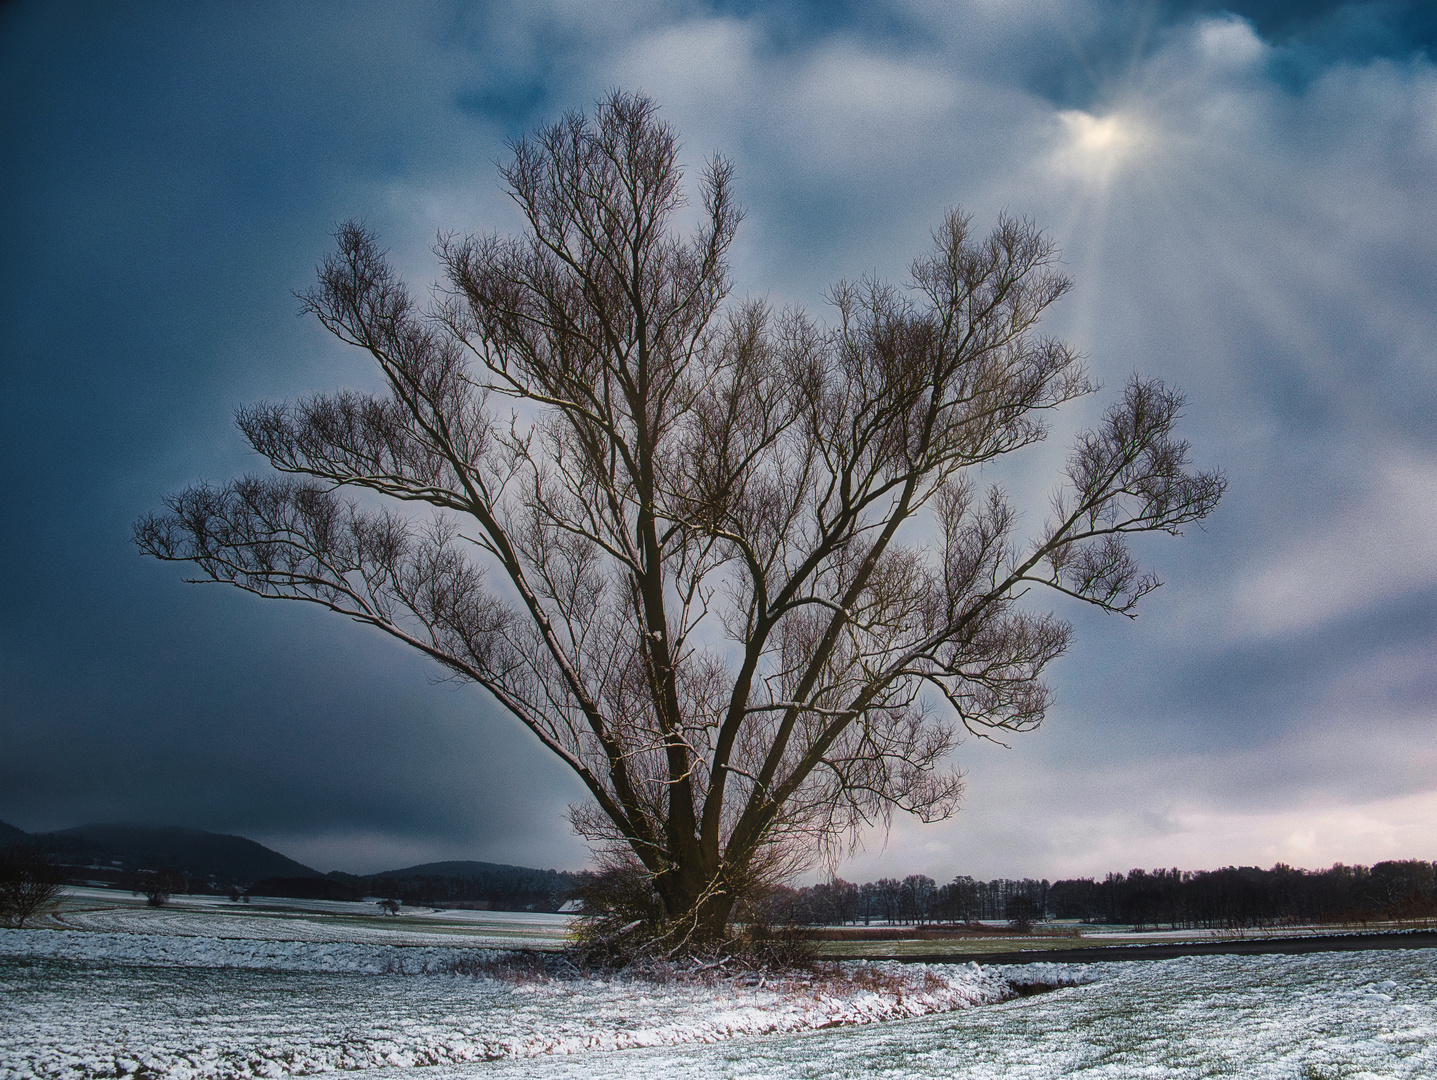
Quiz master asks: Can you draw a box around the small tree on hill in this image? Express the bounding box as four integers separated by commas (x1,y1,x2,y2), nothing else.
137,92,1222,954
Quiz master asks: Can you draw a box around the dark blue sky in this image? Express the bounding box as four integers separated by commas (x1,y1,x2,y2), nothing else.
3,0,1435,877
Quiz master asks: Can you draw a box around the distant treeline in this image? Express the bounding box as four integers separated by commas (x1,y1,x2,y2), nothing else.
1046,862,1437,928
765,861,1437,929
328,867,581,912
47,864,579,913
237,867,578,912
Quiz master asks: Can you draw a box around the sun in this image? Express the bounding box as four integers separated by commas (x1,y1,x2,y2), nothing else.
1054,109,1151,184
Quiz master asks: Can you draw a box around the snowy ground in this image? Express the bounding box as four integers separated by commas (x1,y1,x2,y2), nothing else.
466,947,1437,1079
4,914,1434,1079
1,929,1066,1078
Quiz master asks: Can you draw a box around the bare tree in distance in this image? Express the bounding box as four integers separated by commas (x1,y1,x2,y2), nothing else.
132,869,182,908
136,92,1223,953
0,846,68,927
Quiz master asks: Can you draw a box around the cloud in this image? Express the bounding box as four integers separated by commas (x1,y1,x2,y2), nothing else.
1233,455,1437,638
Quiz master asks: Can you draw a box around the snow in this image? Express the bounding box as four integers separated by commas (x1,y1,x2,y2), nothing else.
3,917,1433,1079
0,929,1066,1079
471,948,1437,1079
0,927,508,974
52,904,570,949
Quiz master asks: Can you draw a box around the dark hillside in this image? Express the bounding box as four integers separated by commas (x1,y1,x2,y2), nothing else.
4,818,577,907
373,860,558,880
46,824,322,882
249,876,361,902
0,819,32,845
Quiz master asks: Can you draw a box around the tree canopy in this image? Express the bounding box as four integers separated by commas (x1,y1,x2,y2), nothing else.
138,91,1223,951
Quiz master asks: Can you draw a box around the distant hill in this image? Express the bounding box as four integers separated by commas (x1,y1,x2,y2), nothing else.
249,875,361,902
371,859,570,880
43,823,322,883
0,819,32,845
1,817,578,908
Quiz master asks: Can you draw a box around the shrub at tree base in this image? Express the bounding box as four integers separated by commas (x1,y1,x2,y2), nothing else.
569,865,815,969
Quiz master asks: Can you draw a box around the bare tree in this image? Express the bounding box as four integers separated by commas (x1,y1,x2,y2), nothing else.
0,846,67,927
1006,894,1043,933
136,92,1222,951
131,869,181,908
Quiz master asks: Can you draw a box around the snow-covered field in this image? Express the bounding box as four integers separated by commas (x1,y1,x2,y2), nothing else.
4,911,1434,1079
1,929,1067,1078
52,889,573,949
469,947,1437,1079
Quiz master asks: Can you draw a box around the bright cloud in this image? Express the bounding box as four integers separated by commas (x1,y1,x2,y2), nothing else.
1053,108,1152,182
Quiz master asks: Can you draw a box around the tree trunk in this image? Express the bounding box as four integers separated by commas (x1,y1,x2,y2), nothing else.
653,857,739,945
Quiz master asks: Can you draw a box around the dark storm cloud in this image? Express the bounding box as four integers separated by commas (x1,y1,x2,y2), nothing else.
1160,587,1437,720
0,0,590,871
3,0,1434,878
1038,1,1437,102
696,1,1437,105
